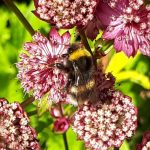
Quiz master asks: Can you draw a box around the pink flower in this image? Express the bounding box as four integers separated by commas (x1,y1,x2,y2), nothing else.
54,117,70,134
85,16,102,40
87,68,115,104
0,98,41,150
17,28,72,103
96,0,150,57
136,131,150,150
33,0,98,28
72,91,137,150
50,106,62,118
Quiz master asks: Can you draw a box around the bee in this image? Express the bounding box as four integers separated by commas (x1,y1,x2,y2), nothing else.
54,44,96,105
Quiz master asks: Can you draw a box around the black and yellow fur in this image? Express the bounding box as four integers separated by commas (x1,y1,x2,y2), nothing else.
64,44,95,104
54,44,95,104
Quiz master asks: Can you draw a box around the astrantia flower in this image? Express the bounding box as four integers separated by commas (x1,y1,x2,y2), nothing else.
85,17,102,40
0,98,41,150
87,68,115,104
54,117,70,134
96,0,150,57
33,0,98,28
72,91,137,150
136,131,150,150
17,28,71,103
50,106,62,118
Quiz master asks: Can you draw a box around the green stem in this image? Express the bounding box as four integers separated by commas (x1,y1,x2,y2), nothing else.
78,28,97,69
28,110,37,116
21,96,35,108
3,0,35,36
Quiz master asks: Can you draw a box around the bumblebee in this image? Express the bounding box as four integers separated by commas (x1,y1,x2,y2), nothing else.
55,44,96,105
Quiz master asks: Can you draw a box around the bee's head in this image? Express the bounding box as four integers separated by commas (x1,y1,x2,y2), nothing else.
68,45,93,71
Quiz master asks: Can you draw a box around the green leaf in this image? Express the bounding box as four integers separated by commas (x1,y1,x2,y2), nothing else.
120,140,130,150
106,52,139,75
116,71,150,90
37,93,52,116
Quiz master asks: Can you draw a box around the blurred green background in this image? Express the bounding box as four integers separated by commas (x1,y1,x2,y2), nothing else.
0,1,150,150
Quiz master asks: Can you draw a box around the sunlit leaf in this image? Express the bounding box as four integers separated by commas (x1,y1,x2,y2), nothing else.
37,93,52,116
120,140,130,150
116,71,150,89
106,52,139,75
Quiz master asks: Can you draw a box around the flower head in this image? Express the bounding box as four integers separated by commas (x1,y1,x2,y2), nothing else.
72,91,137,150
54,117,70,134
96,0,150,57
17,28,71,103
0,98,40,150
50,106,62,118
87,68,115,104
33,0,98,28
136,131,150,150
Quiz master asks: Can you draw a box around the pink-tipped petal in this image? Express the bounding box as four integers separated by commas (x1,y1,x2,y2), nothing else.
96,0,150,57
103,23,124,39
96,1,120,27
62,31,71,45
139,36,150,57
49,28,62,44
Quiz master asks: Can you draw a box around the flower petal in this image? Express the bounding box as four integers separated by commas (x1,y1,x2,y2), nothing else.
139,36,150,56
96,1,119,28
49,28,62,44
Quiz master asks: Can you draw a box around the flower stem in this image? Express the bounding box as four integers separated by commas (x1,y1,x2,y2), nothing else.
63,132,69,150
78,28,93,56
28,110,37,116
21,96,35,109
3,0,35,36
114,148,119,150
78,28,97,68
59,104,69,150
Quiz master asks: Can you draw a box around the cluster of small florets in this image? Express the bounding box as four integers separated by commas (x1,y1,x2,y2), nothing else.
34,0,98,28
17,29,71,103
72,91,137,150
0,98,40,150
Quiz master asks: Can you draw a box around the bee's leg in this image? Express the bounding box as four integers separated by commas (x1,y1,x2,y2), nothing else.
65,73,74,89
62,54,69,58
54,63,69,72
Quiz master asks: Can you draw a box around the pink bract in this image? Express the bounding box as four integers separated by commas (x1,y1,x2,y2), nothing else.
54,117,70,134
17,28,72,104
96,0,150,57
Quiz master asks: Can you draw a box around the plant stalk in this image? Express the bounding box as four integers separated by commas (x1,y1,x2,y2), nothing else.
28,110,37,116
114,148,119,150
78,28,93,56
3,0,35,36
59,104,69,150
78,28,97,68
21,96,35,108
63,132,69,150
